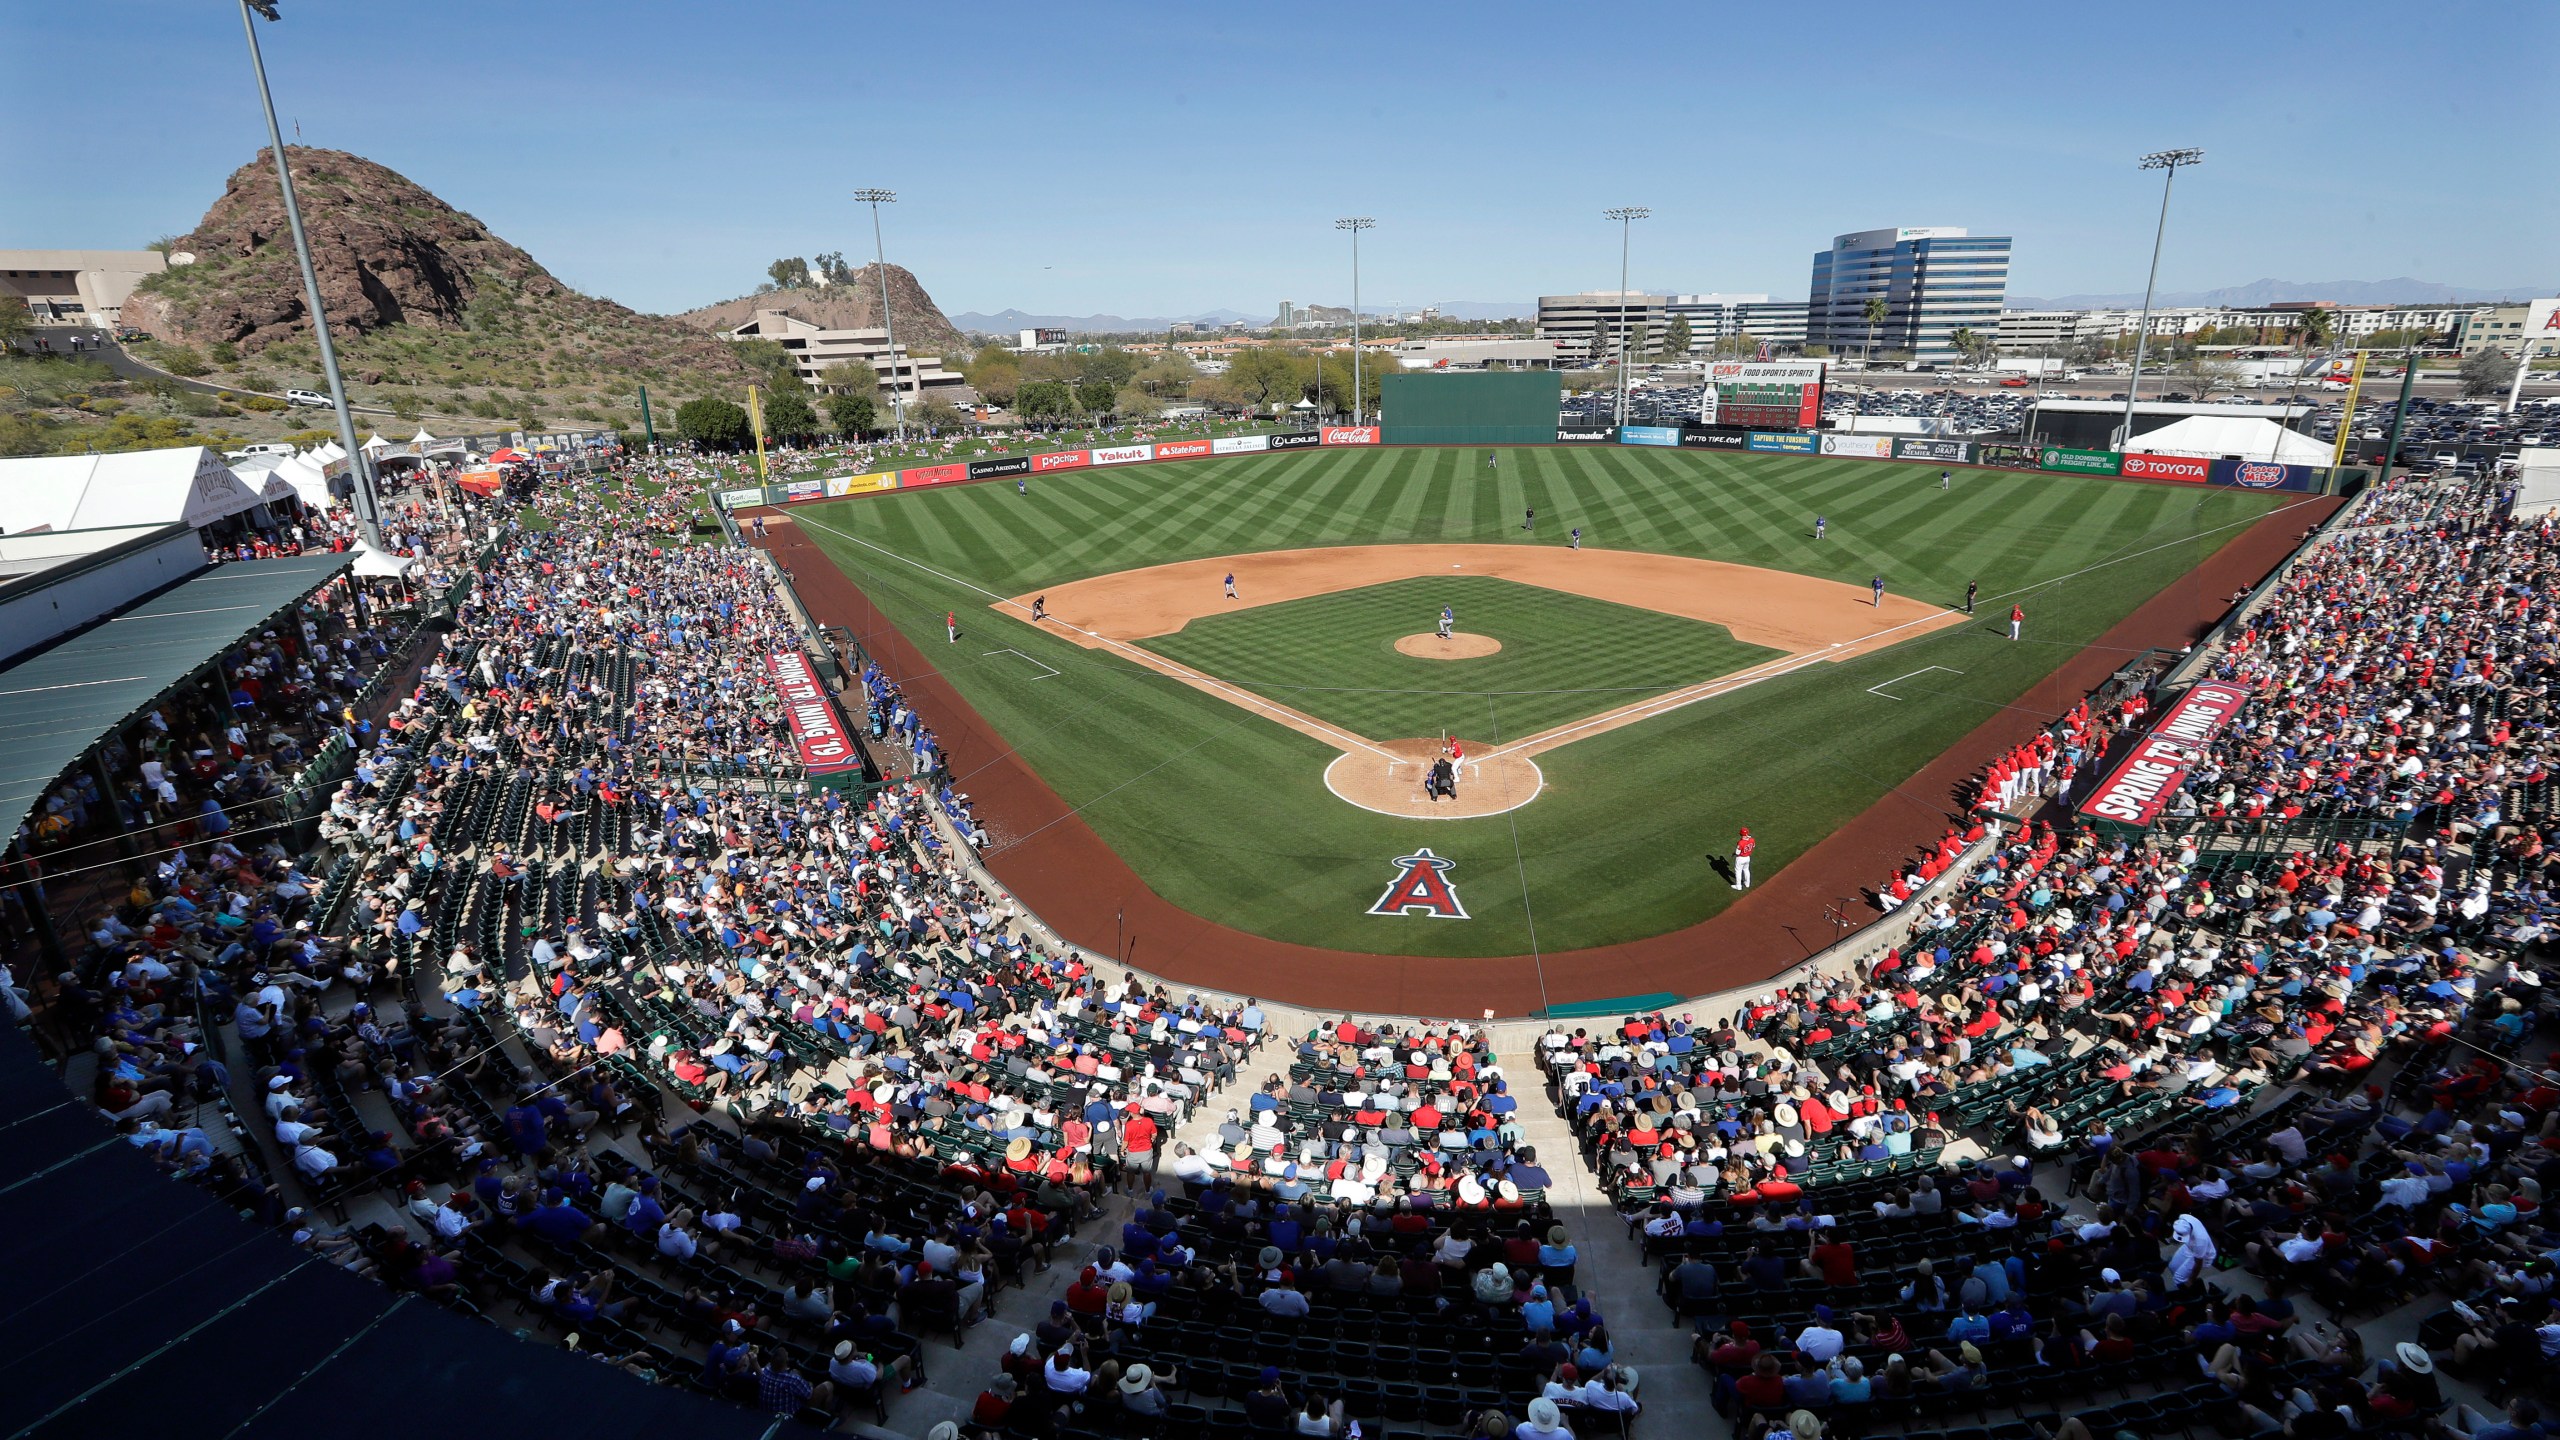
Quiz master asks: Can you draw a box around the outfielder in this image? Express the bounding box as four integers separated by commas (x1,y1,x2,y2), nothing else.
1570,527,1582,550
1733,827,1755,889
1814,515,1826,541
1939,470,1950,490
946,609,958,644
2009,603,2025,641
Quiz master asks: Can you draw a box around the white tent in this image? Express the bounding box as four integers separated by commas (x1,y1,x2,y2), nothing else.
2514,448,2560,521
2125,415,2330,464
0,447,268,532
360,433,392,457
270,454,337,511
408,428,437,446
349,543,418,578
310,440,347,464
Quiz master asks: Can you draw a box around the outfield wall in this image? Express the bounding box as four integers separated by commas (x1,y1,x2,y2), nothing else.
713,426,2344,511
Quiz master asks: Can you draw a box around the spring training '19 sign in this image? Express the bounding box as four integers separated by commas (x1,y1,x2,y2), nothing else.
767,651,863,776
2075,680,2253,830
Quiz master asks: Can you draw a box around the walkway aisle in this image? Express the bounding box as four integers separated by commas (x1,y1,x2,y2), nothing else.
1497,1040,1712,1430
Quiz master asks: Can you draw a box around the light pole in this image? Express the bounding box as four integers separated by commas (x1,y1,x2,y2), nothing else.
1336,217,1374,425
853,188,906,443
2120,148,2202,449
234,1,383,550
1604,207,1649,428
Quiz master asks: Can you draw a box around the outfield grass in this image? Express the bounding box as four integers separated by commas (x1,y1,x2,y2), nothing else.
1140,575,1782,742
793,447,2297,957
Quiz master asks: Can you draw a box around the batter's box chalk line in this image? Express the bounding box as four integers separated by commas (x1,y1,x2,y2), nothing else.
983,648,1061,679
1868,665,1964,701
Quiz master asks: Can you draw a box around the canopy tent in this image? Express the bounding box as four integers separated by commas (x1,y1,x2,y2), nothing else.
408,428,438,446
270,454,337,510
349,543,418,578
486,446,530,464
0,447,268,533
2123,414,2330,464
2514,448,2560,521
309,440,347,464
359,433,393,457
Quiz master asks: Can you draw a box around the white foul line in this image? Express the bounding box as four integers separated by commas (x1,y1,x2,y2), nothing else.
983,649,1061,679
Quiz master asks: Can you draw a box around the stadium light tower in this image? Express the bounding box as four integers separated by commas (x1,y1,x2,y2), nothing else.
1336,218,1374,425
233,0,383,550
853,188,907,443
1605,207,1650,428
2120,148,2203,449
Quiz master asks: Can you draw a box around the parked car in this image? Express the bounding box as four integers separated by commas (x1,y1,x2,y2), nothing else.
285,388,330,407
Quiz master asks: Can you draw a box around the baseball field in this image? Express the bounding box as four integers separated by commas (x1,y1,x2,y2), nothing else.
778,446,2301,959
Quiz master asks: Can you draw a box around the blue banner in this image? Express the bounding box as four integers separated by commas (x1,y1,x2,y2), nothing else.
1618,425,1680,447
1748,431,1819,454
2207,459,2321,493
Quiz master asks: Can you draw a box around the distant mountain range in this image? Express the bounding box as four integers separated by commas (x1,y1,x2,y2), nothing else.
951,299,1533,334
2009,277,2551,310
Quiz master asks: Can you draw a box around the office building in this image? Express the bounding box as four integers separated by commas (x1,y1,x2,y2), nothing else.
1536,291,1670,362
721,309,971,402
2460,304,2560,360
1807,226,2011,364
0,249,174,327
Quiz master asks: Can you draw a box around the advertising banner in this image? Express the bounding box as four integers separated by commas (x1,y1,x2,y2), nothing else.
1321,426,1381,446
1748,431,1819,454
1154,439,1214,459
2208,459,2318,492
822,472,897,497
1092,444,1154,465
717,487,767,508
1032,449,1092,472
1705,359,1827,429
2077,680,2253,830
1819,434,1896,458
900,463,968,488
967,455,1032,480
1211,435,1271,455
1266,431,1324,451
1557,425,1618,442
1679,427,1749,450
1891,439,1975,464
781,478,825,502
2039,446,2123,476
2119,453,2211,484
1618,425,1681,447
767,651,863,776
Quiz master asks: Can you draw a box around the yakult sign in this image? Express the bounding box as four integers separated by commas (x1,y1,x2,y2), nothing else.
767,651,863,776
2076,680,2253,830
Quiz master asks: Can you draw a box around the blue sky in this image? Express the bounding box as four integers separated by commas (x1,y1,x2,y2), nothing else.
5,1,2551,318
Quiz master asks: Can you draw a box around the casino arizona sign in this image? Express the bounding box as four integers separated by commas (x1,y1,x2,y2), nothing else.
2075,681,2252,831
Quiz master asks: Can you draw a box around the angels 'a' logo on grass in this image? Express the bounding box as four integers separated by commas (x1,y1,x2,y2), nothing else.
1367,849,1468,919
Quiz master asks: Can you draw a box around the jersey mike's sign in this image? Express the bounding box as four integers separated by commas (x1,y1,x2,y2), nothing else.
2076,680,2252,829
768,651,863,775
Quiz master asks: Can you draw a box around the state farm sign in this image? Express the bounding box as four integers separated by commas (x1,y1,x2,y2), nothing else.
2120,453,2209,483
1155,439,1213,459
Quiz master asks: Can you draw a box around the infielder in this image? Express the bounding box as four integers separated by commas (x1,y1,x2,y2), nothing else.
1733,827,1755,889
1569,527,1582,550
1871,573,1885,608
1030,594,1048,622
1224,572,1237,599
2009,603,2025,641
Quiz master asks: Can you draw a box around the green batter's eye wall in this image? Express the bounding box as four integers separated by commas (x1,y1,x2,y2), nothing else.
1377,370,1562,447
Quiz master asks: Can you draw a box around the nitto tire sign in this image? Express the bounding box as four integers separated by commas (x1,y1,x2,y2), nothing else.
1679,427,1747,450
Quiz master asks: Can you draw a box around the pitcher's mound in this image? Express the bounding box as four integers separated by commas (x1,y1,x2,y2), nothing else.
1394,632,1501,659
1324,739,1543,819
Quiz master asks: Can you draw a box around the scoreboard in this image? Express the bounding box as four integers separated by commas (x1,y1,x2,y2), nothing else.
1701,361,1826,432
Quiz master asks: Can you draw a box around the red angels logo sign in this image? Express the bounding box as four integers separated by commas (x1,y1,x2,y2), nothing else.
1367,849,1468,919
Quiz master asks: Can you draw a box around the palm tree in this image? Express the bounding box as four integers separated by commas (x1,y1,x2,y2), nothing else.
1862,296,1890,367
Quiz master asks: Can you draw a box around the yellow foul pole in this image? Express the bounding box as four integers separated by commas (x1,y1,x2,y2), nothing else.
2328,351,2368,470
742,384,768,484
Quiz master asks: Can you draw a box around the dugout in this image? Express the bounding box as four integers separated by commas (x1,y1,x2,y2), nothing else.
1379,371,1560,446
